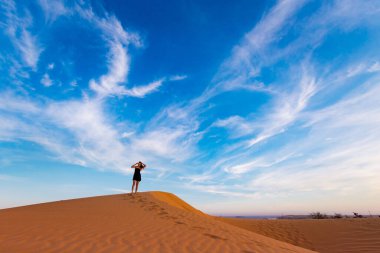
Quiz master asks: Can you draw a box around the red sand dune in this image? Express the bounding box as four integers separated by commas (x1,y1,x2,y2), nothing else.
219,217,380,253
0,191,315,253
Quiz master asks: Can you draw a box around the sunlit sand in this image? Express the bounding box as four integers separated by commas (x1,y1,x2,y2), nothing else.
0,192,316,253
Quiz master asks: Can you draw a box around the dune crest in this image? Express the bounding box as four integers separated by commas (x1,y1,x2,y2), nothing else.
150,191,206,216
0,191,316,253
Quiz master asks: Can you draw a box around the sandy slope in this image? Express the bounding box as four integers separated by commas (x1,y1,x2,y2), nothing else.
0,191,315,253
219,217,380,253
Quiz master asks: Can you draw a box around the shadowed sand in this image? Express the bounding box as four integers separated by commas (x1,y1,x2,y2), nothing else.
0,191,315,253
219,217,380,253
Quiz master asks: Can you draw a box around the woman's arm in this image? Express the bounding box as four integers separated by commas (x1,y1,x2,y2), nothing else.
131,163,138,168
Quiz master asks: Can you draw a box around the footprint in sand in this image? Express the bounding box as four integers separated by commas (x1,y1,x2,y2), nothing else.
203,233,227,241
145,205,160,211
191,226,205,230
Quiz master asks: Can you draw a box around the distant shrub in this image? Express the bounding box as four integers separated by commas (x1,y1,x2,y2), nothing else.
333,213,343,219
353,212,363,218
310,212,328,219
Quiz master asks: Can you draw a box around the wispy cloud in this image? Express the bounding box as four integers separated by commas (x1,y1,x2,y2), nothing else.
209,0,306,96
1,0,43,69
247,66,317,147
113,0,309,173
38,0,162,99
89,41,132,97
46,98,131,171
175,1,380,209
122,79,164,98
0,93,129,172
249,77,380,195
1,0,380,214
169,75,187,81
38,0,69,22
0,0,193,178
75,4,154,98
15,29,42,69
212,115,253,138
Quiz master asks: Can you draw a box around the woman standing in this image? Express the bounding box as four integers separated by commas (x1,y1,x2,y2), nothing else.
131,161,146,194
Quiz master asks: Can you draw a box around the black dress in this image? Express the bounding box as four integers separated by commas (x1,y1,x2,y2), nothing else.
132,168,141,181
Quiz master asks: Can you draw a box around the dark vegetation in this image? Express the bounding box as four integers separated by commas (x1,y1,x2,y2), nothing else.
306,212,375,219
310,212,329,219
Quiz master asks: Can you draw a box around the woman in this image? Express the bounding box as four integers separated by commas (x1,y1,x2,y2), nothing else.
131,161,146,194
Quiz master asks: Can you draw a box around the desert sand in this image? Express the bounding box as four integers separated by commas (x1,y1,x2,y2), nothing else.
219,217,380,253
0,191,315,253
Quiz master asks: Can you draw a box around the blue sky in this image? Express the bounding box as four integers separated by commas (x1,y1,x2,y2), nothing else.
1,0,380,215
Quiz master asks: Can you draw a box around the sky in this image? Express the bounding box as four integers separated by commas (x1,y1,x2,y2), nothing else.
1,0,380,216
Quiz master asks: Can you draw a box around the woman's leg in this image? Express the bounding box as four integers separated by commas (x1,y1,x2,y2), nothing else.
131,180,136,193
135,181,140,193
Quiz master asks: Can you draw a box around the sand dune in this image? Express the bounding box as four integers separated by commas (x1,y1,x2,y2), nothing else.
0,191,315,253
219,217,380,253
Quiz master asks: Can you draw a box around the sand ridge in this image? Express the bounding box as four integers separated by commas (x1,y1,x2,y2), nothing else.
0,191,316,253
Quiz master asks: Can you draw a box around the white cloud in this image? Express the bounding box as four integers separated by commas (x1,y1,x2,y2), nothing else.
47,63,55,70
46,98,131,172
169,75,187,81
2,0,380,214
77,4,169,99
0,1,193,180
69,80,77,87
89,42,130,97
152,0,309,155
40,73,53,87
36,0,150,98
122,0,311,180
224,152,296,175
129,0,307,177
121,131,134,138
211,65,317,149
247,67,317,147
75,4,157,99
179,173,216,184
210,0,306,94
16,30,42,69
0,92,130,173
122,79,164,98
368,62,380,73
345,62,380,78
1,0,43,69
38,0,69,22
0,90,197,176
0,92,40,113
173,1,380,213
196,74,380,205
130,128,195,162
213,115,254,138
